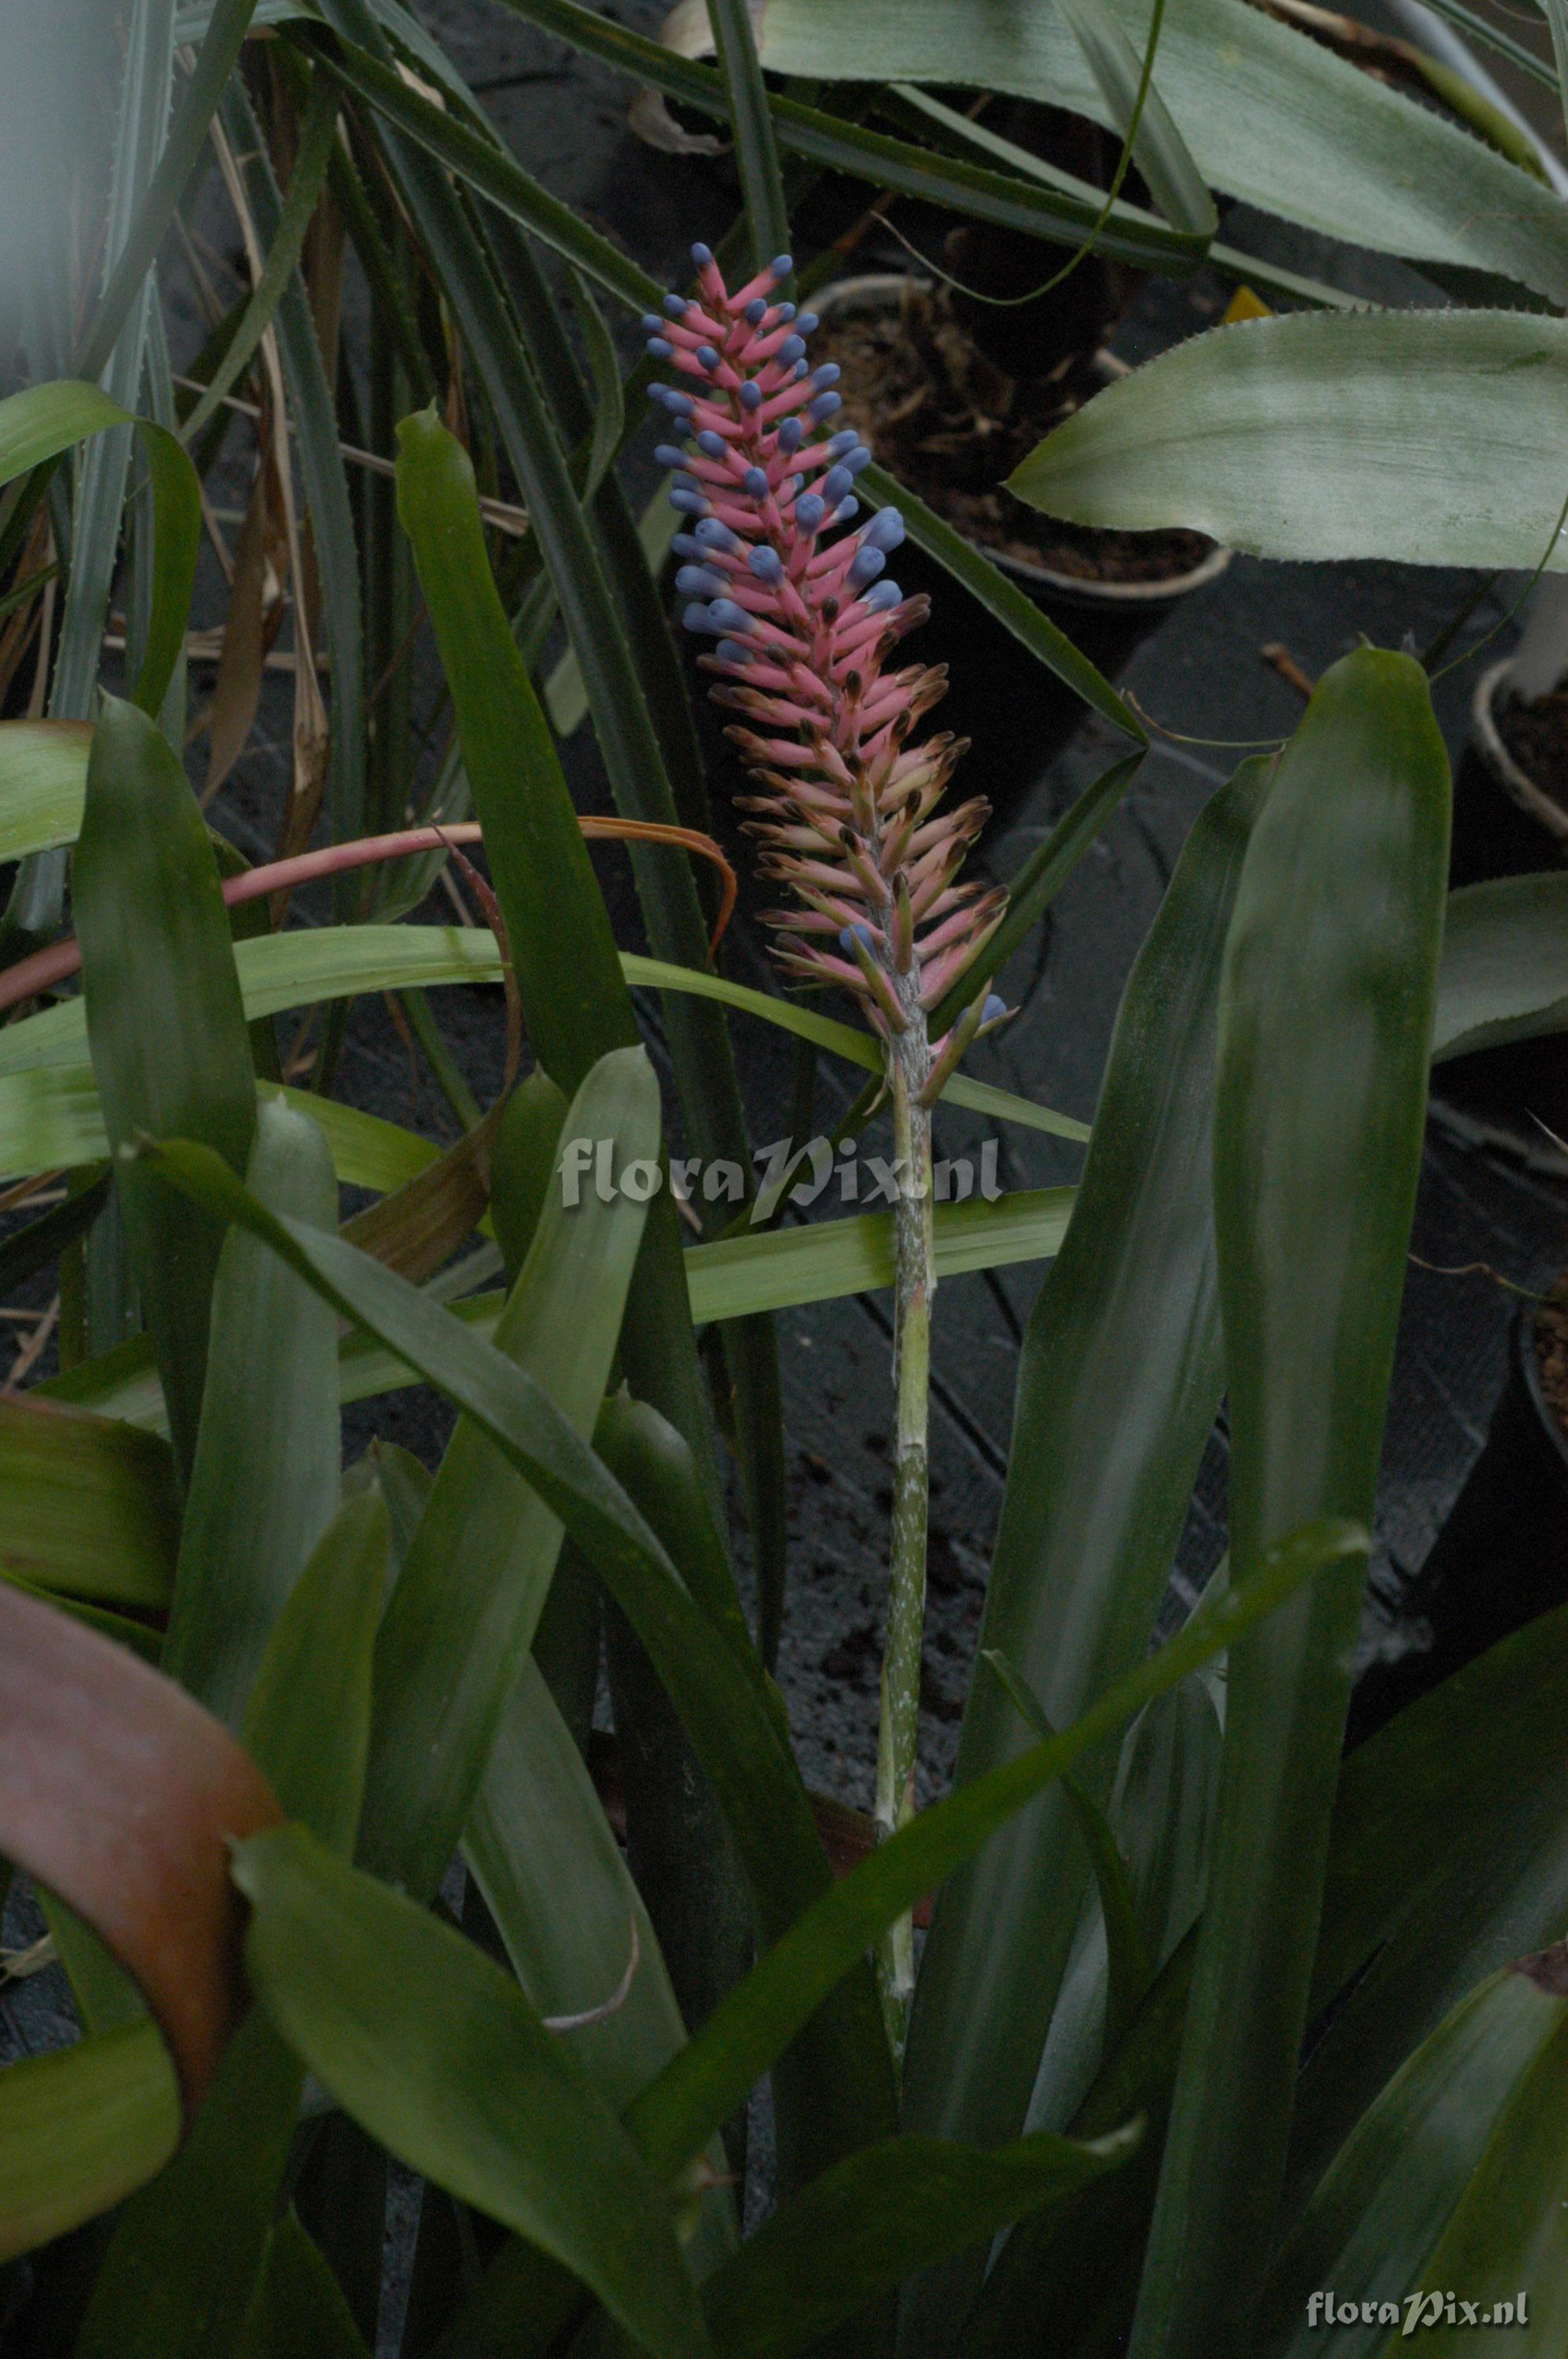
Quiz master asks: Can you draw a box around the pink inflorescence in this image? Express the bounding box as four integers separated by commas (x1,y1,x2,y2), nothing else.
645,245,1007,1041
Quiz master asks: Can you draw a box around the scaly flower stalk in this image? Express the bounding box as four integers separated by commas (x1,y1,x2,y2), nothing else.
645,245,1008,2057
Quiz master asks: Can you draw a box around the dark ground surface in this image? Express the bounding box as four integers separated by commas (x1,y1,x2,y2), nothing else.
5,0,1568,2313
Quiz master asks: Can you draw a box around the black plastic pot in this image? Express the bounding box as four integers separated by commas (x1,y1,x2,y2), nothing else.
818,274,1229,615
1437,662,1568,1143
812,274,1229,808
1348,1299,1568,1746
1450,658,1568,889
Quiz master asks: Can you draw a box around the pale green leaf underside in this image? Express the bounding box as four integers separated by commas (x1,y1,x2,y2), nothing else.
0,927,1087,1140
1009,312,1568,574
47,1187,1076,1432
731,0,1568,300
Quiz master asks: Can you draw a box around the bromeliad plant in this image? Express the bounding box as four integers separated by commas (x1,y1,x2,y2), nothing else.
645,242,1008,2040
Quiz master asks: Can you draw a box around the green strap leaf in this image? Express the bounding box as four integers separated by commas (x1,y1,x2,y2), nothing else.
902,760,1268,2280
732,0,1568,300
1054,0,1215,241
161,1098,341,1731
358,1049,657,1905
72,1493,389,2359
702,2119,1140,2359
1128,652,1451,2359
686,1187,1076,1323
315,8,1202,276
241,1488,388,1853
241,2210,373,2359
143,1118,899,2185
0,718,92,861
0,1397,177,1612
74,696,257,1481
1293,1601,1568,2220
220,78,365,858
73,2012,307,2359
1257,1964,1568,2356
78,0,263,385
1543,0,1568,157
704,0,791,272
1008,311,1568,574
982,1648,1155,2052
1432,871,1568,1061
0,926,1086,1143
0,385,198,718
1373,1972,1568,2354
626,1520,1363,2185
37,1180,1076,1437
0,2020,178,2264
391,413,637,1085
394,413,637,1092
180,67,339,447
464,1655,702,2121
233,1823,714,2359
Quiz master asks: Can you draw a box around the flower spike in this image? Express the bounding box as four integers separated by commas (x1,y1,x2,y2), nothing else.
648,247,1007,1038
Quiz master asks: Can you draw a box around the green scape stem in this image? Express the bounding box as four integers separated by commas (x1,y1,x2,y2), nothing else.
876,996,936,2059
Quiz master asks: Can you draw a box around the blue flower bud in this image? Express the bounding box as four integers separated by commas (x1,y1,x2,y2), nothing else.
662,293,690,319
653,444,689,471
861,579,902,611
794,493,826,535
739,380,763,412
845,443,873,474
839,921,875,956
777,336,806,367
696,429,728,459
742,465,770,499
793,359,809,379
812,362,841,388
778,416,805,455
830,498,859,526
645,337,673,360
695,343,722,372
691,241,714,267
862,507,906,553
797,312,819,336
771,253,793,279
708,598,753,633
981,995,1009,1027
649,385,693,417
820,465,854,507
748,545,784,583
641,313,663,335
695,517,742,551
716,638,753,666
671,533,706,561
827,430,860,456
848,544,886,589
809,391,843,421
670,487,710,515
776,302,797,322
676,565,728,598
682,602,717,634
744,296,768,323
